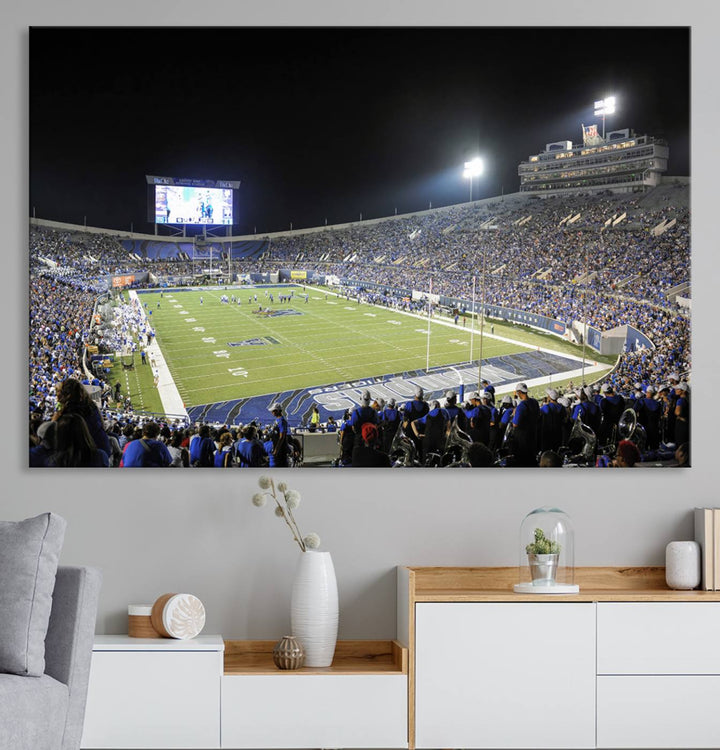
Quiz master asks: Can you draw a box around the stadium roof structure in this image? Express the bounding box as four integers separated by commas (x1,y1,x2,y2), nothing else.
518,131,668,196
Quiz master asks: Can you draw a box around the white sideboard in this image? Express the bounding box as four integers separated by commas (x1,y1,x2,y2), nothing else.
399,566,720,750
80,635,224,749
81,570,720,750
81,637,407,749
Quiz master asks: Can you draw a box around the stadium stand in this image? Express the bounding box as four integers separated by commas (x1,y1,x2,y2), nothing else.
28,184,690,467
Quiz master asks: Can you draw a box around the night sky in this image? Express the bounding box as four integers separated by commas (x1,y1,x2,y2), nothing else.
29,26,690,235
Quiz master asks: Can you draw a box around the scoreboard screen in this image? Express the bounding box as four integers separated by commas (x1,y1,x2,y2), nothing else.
155,185,233,225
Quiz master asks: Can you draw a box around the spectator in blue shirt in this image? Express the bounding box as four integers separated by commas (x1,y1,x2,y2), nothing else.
511,382,540,467
122,421,172,467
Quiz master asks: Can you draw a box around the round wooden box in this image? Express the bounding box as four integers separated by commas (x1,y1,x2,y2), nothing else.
128,604,161,638
150,592,206,639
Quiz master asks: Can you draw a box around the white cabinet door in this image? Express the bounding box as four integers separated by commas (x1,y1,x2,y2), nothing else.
415,602,596,749
222,674,408,748
81,650,222,748
597,676,720,748
597,602,720,674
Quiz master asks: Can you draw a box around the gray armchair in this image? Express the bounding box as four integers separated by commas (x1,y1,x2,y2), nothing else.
0,566,102,750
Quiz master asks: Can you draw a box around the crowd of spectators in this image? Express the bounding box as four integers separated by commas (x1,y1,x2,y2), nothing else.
29,274,97,419
255,187,689,311
29,392,302,468
30,227,138,278
29,377,688,468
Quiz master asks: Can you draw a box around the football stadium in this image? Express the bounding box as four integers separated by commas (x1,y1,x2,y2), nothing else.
29,29,690,469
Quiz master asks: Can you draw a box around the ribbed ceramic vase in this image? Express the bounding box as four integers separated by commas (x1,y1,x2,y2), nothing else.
290,550,338,667
272,635,305,670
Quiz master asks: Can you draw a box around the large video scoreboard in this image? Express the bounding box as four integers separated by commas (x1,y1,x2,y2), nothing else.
146,175,241,225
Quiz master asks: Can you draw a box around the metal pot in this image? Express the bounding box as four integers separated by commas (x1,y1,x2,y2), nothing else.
528,553,559,585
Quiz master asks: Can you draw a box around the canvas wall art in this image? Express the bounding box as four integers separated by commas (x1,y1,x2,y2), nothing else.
28,26,690,468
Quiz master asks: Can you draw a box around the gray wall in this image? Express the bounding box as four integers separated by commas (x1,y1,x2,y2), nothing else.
5,477,712,639
8,3,718,641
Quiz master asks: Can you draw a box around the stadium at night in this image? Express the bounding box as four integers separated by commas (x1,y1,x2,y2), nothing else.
29,26,690,468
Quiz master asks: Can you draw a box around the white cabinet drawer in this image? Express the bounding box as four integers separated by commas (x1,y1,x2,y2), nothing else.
597,603,720,674
221,673,408,748
81,650,222,748
415,602,596,749
597,675,720,748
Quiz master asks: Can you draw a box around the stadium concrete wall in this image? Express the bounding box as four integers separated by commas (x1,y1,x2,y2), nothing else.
10,2,715,647
600,326,627,355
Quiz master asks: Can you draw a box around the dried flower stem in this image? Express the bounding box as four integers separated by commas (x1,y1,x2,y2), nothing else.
283,504,306,552
269,479,306,551
252,475,319,553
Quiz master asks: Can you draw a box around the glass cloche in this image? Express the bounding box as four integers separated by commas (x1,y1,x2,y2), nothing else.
514,506,579,593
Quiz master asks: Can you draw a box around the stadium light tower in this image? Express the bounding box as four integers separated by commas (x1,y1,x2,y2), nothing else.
594,95,616,140
463,157,484,202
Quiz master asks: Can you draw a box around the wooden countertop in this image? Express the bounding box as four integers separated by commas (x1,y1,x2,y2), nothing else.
224,639,407,675
402,566,720,602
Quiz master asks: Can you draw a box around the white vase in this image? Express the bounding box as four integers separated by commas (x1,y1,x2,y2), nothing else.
665,540,701,590
290,550,338,667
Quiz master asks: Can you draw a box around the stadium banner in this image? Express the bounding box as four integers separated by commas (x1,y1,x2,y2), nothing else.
625,325,655,352
111,273,137,288
278,269,325,284
492,306,568,338
442,296,568,339
586,326,603,352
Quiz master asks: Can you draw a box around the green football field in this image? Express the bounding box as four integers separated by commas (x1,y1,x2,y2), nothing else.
132,285,612,410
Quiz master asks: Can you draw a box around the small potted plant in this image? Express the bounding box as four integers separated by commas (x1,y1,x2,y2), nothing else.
525,528,561,584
